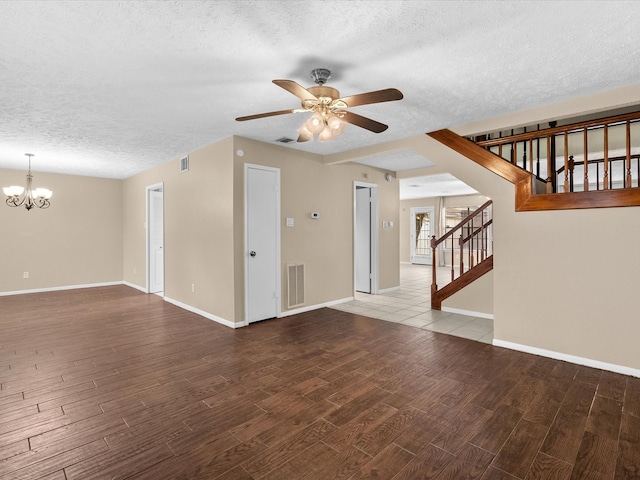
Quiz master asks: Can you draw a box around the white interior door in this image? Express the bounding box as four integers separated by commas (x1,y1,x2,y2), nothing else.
246,165,280,323
355,186,372,293
410,206,434,265
147,185,164,294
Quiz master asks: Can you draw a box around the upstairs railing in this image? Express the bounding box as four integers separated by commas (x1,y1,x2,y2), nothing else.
431,200,493,298
471,111,640,194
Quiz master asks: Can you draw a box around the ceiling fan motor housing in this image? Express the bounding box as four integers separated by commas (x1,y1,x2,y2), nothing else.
307,85,340,101
310,68,331,85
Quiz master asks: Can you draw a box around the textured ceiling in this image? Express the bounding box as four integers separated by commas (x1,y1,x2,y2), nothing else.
400,174,478,200
1,1,640,179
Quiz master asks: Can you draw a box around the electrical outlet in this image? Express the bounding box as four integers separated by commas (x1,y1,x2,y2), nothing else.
23,272,29,279
133,267,136,275
191,283,195,293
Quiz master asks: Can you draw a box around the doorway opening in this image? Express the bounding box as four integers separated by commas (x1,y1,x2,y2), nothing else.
410,206,435,265
146,183,164,295
354,182,379,294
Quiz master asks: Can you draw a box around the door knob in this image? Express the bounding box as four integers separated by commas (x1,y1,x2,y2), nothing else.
249,251,256,257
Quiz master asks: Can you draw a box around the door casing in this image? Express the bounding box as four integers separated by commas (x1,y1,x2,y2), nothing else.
146,182,164,294
410,206,435,265
353,181,379,294
244,163,281,324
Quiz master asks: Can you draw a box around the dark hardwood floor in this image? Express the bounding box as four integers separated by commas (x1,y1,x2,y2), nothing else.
1,285,639,479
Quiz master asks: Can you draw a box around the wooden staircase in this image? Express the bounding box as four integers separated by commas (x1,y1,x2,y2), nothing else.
430,200,493,310
431,256,493,310
428,110,640,211
428,111,640,308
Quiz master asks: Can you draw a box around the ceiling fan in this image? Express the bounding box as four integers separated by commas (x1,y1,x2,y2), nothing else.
235,68,403,142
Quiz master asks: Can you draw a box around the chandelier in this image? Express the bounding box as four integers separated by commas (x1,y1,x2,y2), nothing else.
3,153,52,211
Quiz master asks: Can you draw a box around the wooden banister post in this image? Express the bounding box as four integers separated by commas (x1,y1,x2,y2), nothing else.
431,235,438,295
549,121,557,192
626,121,632,188
583,127,589,191
604,124,609,190
546,136,553,193
459,234,464,276
563,132,569,193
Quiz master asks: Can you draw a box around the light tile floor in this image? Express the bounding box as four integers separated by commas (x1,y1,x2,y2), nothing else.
330,263,494,344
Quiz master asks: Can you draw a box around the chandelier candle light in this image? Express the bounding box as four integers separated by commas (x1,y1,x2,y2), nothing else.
3,153,53,211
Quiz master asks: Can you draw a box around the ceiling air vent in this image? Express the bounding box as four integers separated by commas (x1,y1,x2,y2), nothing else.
275,137,295,144
180,155,189,173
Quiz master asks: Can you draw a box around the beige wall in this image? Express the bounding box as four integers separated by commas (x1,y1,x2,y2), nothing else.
442,270,494,315
121,136,399,325
122,138,236,322
394,93,640,371
0,170,123,293
327,82,640,372
402,133,640,370
232,137,399,322
4,81,638,372
449,83,640,371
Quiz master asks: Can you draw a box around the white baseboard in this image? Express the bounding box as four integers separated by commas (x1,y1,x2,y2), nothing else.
163,296,241,329
0,281,124,297
279,297,354,318
493,339,640,378
123,281,147,293
441,306,494,319
378,286,400,294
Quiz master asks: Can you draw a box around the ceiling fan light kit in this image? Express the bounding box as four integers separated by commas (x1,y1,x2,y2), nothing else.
236,68,403,142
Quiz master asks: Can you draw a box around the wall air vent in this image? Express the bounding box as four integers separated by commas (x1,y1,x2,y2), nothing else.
287,263,305,309
275,137,295,144
180,155,189,173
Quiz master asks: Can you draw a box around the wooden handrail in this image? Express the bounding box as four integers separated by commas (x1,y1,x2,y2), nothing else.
431,199,493,248
431,200,493,299
474,110,640,147
427,128,640,211
554,154,640,192
556,154,640,173
461,218,493,245
469,111,640,195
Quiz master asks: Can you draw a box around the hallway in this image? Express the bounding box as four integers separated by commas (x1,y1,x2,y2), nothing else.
331,263,494,343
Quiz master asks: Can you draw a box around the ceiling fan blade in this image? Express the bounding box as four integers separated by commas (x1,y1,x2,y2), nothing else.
235,109,297,122
339,88,403,108
273,80,318,102
341,111,389,133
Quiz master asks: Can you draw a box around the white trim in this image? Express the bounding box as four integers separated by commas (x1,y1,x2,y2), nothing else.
493,339,640,378
244,163,281,324
279,297,354,318
378,286,400,294
400,261,412,265
163,296,242,329
409,206,435,265
0,281,123,297
442,307,494,319
353,181,379,295
145,182,164,295
123,281,147,293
